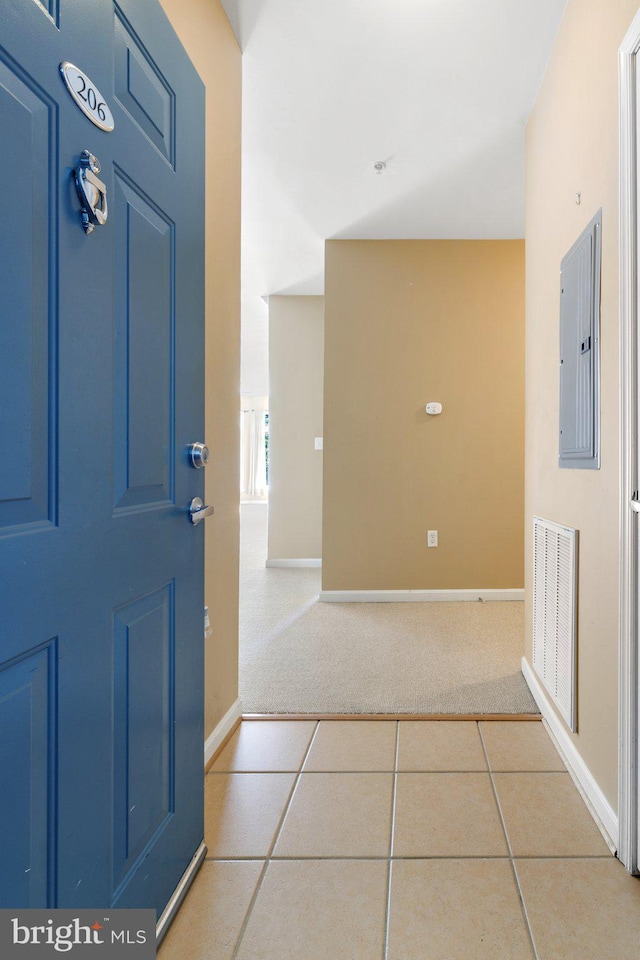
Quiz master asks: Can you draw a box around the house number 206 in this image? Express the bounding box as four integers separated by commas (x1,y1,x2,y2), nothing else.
59,61,115,133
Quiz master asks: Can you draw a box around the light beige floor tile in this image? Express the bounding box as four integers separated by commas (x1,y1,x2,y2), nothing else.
158,861,262,960
273,773,393,856
479,721,565,771
211,720,316,772
205,773,295,857
516,858,640,959
493,773,610,856
387,859,534,960
303,720,396,771
397,721,486,771
235,859,387,960
393,773,508,857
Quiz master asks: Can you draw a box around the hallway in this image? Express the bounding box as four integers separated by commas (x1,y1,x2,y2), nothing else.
239,504,537,714
160,718,640,959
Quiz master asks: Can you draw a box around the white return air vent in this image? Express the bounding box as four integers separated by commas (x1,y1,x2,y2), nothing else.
532,516,578,732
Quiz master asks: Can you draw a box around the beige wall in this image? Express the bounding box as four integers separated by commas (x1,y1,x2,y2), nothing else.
159,0,241,737
323,240,525,592
525,0,638,810
268,296,324,560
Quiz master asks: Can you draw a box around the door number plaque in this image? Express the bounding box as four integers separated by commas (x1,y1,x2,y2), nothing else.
59,62,114,132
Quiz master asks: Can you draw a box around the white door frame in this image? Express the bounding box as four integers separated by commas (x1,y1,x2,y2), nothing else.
618,7,640,875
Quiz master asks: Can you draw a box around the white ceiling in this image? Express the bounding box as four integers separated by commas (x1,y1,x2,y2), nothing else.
221,0,568,397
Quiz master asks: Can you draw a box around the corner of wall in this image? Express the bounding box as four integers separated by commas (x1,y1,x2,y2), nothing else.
159,0,242,740
523,0,637,814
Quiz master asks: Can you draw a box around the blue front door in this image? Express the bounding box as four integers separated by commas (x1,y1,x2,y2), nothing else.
0,0,205,914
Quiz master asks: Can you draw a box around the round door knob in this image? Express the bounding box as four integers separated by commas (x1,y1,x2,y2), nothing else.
188,442,210,468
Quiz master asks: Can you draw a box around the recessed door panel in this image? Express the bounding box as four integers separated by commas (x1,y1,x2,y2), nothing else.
0,643,56,907
113,173,174,512
31,0,59,26
113,585,174,895
114,6,175,167
0,60,56,532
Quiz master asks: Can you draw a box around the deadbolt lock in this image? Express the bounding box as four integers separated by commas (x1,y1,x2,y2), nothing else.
188,442,210,469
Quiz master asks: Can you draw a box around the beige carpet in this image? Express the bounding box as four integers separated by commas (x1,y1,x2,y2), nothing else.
239,503,538,715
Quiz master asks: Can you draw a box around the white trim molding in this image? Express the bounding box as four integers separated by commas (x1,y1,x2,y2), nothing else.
618,9,640,875
266,558,322,568
204,697,243,767
319,588,523,603
522,657,618,853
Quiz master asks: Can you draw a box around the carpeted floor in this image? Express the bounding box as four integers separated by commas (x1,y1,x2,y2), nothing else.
239,502,538,715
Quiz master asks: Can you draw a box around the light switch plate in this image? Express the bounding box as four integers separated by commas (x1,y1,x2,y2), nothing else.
314,437,323,450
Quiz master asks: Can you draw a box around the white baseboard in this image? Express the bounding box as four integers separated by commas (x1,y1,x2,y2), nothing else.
319,588,524,603
204,697,243,768
266,558,322,568
521,657,618,852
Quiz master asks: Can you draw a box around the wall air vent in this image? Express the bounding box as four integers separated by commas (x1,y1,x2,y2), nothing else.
532,516,578,731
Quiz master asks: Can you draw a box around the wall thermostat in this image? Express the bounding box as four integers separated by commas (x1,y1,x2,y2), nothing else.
426,402,442,415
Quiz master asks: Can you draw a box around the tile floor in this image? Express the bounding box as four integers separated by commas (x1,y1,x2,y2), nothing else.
159,719,640,960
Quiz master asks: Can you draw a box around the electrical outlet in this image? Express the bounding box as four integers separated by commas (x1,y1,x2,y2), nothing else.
427,530,438,548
